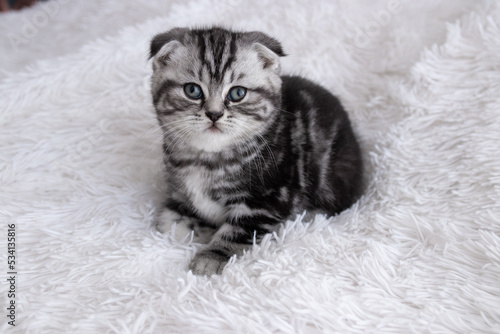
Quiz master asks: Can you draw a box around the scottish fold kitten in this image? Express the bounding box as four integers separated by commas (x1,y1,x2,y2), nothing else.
149,27,362,275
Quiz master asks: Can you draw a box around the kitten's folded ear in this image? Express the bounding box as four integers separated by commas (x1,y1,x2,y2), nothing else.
244,31,286,72
149,27,188,63
244,31,286,57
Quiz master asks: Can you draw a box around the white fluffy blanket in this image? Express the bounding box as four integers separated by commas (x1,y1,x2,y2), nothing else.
1,0,500,332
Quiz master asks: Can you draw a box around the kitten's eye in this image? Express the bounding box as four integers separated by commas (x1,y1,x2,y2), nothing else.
227,86,247,102
184,83,203,99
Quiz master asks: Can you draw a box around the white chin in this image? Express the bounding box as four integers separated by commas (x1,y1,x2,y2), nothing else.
189,130,233,152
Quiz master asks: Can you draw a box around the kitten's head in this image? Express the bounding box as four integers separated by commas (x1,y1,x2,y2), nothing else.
150,27,285,153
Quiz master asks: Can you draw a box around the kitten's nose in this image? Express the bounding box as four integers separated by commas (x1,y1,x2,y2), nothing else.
205,110,223,122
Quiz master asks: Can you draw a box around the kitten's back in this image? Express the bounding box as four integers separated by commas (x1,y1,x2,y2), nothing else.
280,75,363,215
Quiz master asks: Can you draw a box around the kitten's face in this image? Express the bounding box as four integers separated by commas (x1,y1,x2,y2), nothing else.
150,28,284,152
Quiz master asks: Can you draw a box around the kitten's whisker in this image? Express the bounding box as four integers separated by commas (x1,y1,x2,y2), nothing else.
164,124,193,154
256,133,278,172
228,118,268,180
275,107,296,117
156,121,192,152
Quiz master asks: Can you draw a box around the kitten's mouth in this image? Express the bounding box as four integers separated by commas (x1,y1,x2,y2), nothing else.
207,124,222,133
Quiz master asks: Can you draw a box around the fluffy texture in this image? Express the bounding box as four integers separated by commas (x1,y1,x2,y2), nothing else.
1,0,499,332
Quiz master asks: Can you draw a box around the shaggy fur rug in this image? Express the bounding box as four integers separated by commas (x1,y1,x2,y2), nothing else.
1,0,499,332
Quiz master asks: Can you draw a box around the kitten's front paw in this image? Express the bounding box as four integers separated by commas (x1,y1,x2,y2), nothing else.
189,250,229,276
154,208,193,241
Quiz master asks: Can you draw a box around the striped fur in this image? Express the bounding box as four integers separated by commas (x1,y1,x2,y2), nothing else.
150,27,362,275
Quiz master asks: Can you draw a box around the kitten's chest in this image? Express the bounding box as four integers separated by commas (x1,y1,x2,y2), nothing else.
179,166,230,224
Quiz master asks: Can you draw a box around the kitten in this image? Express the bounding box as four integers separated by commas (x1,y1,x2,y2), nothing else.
149,27,362,275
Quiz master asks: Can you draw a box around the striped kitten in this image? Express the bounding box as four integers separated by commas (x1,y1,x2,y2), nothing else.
150,27,362,275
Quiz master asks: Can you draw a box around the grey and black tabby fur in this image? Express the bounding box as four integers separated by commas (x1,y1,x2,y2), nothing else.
150,27,362,276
